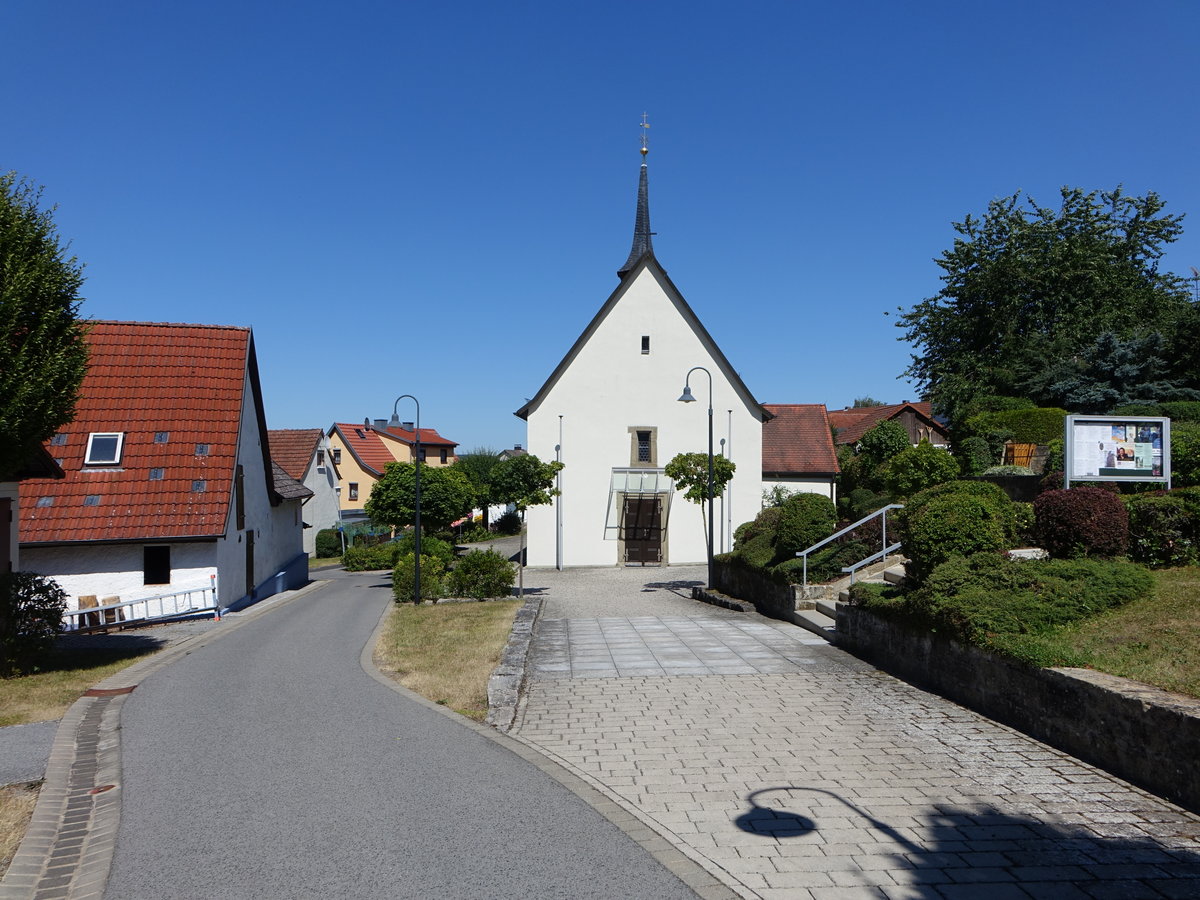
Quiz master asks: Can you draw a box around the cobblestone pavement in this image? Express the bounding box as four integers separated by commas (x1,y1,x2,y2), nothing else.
512,566,1200,900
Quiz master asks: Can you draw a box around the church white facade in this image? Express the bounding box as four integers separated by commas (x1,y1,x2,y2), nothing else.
517,156,769,568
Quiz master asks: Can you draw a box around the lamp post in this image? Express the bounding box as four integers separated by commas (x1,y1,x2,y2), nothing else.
678,366,714,589
390,394,421,604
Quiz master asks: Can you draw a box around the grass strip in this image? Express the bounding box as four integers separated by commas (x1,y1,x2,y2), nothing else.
0,646,159,727
373,599,522,720
0,782,40,877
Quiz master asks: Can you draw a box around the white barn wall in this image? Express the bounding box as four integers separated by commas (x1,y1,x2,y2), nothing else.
525,265,763,567
300,437,340,555
23,541,217,613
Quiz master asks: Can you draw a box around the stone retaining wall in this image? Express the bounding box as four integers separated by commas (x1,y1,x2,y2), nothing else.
837,604,1200,814
712,559,799,620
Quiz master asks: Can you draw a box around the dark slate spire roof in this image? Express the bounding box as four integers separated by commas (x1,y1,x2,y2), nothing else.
617,163,654,279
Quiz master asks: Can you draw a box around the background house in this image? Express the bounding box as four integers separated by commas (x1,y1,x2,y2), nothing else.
268,428,340,556
517,155,770,567
19,321,310,618
761,404,840,503
828,402,950,449
327,418,458,523
2,446,64,574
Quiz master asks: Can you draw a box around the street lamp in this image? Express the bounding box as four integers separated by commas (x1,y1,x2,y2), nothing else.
390,394,421,603
678,366,714,589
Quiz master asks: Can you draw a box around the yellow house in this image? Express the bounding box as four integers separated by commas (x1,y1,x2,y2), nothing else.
327,419,458,520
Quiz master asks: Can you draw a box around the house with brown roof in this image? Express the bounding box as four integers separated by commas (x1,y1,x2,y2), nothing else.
828,402,950,449
268,428,340,556
761,404,840,502
327,418,458,522
19,321,311,619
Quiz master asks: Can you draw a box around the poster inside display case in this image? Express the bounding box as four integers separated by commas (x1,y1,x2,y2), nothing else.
1064,415,1171,487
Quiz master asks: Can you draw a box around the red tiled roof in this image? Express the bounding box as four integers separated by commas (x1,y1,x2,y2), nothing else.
20,321,251,544
828,402,939,445
331,423,397,476
268,428,322,481
762,405,840,475
380,425,458,449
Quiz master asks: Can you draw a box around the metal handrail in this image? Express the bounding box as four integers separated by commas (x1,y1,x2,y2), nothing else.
842,542,903,584
65,585,218,632
796,504,904,590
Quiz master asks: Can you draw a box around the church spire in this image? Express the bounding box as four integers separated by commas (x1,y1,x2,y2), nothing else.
617,114,654,279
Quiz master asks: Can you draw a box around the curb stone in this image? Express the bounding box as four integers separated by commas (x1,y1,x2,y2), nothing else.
485,594,543,732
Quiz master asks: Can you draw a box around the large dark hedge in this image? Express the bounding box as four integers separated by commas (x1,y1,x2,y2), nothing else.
898,480,1017,582
315,528,342,558
1034,486,1129,559
965,408,1069,445
772,493,837,563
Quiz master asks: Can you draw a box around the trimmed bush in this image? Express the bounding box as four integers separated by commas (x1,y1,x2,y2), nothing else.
981,465,1036,476
387,532,456,567
1161,401,1200,423
342,542,399,571
733,506,784,569
315,528,342,558
956,435,995,476
898,480,1017,582
392,553,447,602
1172,421,1200,488
447,549,516,599
1034,486,1129,559
911,553,1152,647
492,511,522,535
885,442,958,498
1125,493,1198,567
1,572,67,676
965,407,1068,445
839,487,891,522
772,493,837,562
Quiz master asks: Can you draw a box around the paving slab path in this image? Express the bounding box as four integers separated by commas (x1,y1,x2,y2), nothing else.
6,568,711,900
511,565,1200,900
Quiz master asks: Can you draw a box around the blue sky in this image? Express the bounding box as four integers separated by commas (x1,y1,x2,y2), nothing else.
6,1,1199,452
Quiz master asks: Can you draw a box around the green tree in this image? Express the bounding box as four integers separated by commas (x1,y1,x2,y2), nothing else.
857,420,909,463
364,462,474,533
1,173,90,479
851,396,886,408
453,447,502,528
489,453,563,595
664,452,737,542
885,441,959,498
897,186,1193,426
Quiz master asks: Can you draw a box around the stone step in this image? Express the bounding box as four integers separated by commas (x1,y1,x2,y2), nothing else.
792,608,837,641
883,565,908,585
815,596,840,620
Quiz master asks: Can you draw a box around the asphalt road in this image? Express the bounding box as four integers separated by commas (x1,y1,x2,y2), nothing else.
102,568,697,899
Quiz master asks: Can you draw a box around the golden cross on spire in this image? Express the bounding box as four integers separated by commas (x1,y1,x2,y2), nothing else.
640,112,650,157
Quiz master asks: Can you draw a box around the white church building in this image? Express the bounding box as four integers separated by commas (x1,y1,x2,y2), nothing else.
516,145,771,568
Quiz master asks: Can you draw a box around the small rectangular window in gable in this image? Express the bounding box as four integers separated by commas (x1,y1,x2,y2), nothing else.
149,468,165,481
331,448,341,465
637,431,652,463
85,433,124,466
317,449,325,466
348,482,359,501
641,335,650,354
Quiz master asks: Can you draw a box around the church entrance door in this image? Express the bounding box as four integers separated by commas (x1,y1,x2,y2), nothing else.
622,496,662,565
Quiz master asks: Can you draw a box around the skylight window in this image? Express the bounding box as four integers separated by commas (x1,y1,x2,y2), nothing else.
36,496,53,508
149,468,165,481
192,480,207,492
84,433,124,466
83,495,102,506
195,444,210,457
154,432,170,444
50,433,67,446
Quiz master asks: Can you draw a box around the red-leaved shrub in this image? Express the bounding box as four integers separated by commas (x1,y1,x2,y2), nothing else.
1034,486,1129,559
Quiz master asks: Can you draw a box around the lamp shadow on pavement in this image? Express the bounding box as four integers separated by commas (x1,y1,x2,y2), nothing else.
736,785,1200,896
641,579,704,598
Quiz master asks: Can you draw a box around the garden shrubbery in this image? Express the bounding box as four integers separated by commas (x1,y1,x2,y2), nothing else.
1034,486,1129,559
342,542,400,571
772,493,837,563
884,441,958,498
1,572,67,676
897,480,1019,582
446,550,516,599
392,553,448,601
492,511,522,535
315,528,342,558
